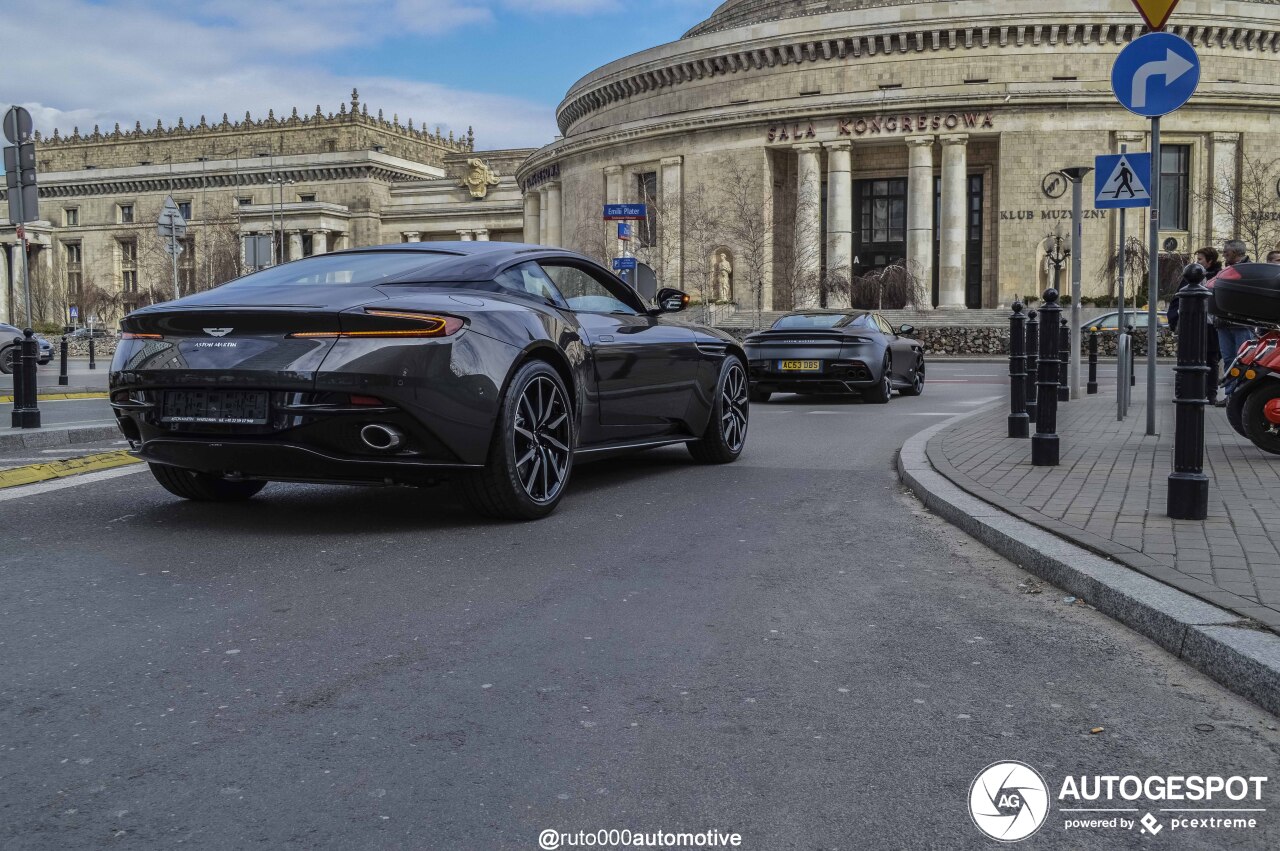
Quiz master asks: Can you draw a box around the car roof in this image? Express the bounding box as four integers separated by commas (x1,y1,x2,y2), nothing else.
780,309,869,317
325,241,607,283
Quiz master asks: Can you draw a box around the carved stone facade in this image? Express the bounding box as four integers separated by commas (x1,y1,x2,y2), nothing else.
518,0,1280,310
1,90,531,325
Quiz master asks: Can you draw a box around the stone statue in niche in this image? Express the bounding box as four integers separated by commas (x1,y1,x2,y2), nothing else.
714,250,733,300
461,158,501,199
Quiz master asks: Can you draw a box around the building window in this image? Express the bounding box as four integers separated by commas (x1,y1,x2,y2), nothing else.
177,201,192,220
238,196,253,206
1160,144,1191,232
324,139,337,153
65,240,83,297
858,179,907,245
64,208,79,227
118,204,134,224
65,242,82,266
636,171,658,248
298,193,316,203
119,238,138,293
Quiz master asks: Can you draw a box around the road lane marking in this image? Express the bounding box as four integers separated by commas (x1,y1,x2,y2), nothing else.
0,450,140,490
0,463,147,500
0,391,108,403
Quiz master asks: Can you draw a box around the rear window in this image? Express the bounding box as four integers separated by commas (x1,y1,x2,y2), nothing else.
772,313,863,330
222,252,456,288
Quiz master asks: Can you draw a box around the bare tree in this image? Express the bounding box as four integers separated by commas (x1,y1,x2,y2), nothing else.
850,262,928,310
1201,152,1280,261
715,167,773,329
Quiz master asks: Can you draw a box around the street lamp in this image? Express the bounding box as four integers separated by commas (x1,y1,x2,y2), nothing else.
1043,234,1070,291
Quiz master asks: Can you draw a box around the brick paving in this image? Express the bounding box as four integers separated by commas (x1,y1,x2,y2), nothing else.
928,373,1280,632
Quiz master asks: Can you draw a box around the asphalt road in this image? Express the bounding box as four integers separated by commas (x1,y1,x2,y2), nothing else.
1,364,1276,850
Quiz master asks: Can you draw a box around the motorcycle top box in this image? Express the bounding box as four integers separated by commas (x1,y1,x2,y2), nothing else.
1212,262,1280,327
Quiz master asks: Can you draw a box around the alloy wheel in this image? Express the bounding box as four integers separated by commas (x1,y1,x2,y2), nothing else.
720,362,749,452
513,375,572,503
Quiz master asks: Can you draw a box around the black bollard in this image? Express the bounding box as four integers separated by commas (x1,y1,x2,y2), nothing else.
1008,299,1029,438
1032,289,1061,466
1168,264,1210,520
88,334,96,370
1127,324,1137,387
1087,327,1099,395
9,335,24,428
11,330,42,429
1025,310,1039,424
1058,316,1070,402
58,335,69,387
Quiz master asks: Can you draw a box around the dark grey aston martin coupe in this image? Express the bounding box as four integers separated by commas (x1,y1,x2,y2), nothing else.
110,243,749,519
743,310,926,403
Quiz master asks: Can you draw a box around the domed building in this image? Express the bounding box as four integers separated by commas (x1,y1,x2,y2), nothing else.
517,0,1280,312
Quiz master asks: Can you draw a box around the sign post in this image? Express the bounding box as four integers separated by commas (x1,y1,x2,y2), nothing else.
157,196,188,301
604,205,646,286
4,105,37,326
1110,28,1199,435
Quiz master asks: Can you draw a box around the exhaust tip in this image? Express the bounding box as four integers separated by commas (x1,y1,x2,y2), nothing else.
360,423,404,451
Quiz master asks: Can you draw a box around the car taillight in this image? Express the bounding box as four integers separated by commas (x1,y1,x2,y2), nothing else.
289,310,464,339
121,332,163,340
349,395,384,406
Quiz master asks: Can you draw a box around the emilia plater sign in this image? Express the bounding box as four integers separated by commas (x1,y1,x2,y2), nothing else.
766,111,995,142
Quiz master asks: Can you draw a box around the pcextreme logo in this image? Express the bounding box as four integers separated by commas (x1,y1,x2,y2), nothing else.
968,762,1269,842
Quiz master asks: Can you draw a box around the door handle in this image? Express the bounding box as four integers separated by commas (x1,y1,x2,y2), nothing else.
598,334,615,343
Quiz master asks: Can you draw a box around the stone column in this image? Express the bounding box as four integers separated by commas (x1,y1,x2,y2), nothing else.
824,141,853,308
906,136,936,309
334,233,349,251
794,144,823,309
522,192,540,244
311,230,328,255
538,190,549,245
660,156,683,290
544,181,563,247
458,230,474,242
288,230,304,261
38,245,53,308
403,231,421,243
937,134,969,309
604,165,623,256
10,243,25,323
1,243,11,323
474,229,490,242
1210,132,1241,245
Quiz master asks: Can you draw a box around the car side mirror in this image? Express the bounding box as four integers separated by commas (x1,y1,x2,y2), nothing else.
898,324,916,336
655,287,690,313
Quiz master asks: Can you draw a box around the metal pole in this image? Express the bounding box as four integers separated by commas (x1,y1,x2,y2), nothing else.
1070,176,1084,399
1146,117,1161,436
1117,143,1127,336
171,224,179,301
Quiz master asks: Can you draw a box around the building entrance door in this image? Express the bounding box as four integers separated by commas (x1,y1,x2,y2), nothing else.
852,178,907,277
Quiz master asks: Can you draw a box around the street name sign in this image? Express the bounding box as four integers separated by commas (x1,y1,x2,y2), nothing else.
604,204,646,221
1094,153,1152,209
1130,0,1180,31
1110,32,1199,117
157,196,188,238
612,256,637,271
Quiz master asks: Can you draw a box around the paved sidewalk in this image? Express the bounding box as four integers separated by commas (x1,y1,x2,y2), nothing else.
928,375,1280,632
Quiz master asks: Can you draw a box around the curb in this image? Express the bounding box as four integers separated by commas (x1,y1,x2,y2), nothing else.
0,423,121,452
897,408,1280,717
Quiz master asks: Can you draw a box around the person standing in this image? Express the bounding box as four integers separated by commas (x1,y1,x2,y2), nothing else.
1267,249,1280,263
1214,240,1255,404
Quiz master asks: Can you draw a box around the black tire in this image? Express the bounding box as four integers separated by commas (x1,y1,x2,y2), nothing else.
689,357,749,464
1226,387,1250,438
462,359,574,520
862,357,892,404
1242,383,1280,455
749,386,772,404
898,360,926,397
149,463,267,501
0,345,14,375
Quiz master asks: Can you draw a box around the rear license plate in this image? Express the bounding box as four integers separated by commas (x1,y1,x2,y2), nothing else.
779,360,821,371
161,390,270,424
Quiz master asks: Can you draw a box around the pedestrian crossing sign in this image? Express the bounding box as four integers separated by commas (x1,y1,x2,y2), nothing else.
1093,152,1152,209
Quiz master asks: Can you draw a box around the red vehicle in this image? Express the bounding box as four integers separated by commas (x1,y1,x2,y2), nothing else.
1216,263,1280,453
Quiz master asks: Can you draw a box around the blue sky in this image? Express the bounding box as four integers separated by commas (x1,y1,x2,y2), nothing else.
0,0,711,150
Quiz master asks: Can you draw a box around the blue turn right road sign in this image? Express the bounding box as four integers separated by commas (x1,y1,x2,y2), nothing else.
1110,32,1200,117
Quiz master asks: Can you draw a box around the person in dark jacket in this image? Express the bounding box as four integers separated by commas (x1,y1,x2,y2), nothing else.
1167,247,1222,404
1215,241,1255,392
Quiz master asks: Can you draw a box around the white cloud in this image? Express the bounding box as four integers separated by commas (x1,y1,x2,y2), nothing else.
0,0,569,148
